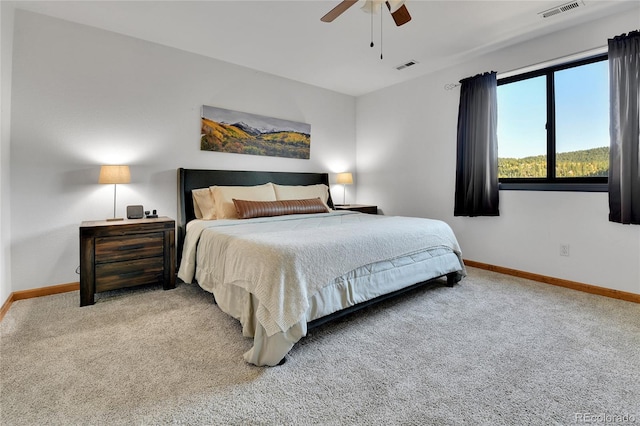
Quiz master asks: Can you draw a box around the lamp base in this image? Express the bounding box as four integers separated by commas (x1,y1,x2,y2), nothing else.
106,217,125,222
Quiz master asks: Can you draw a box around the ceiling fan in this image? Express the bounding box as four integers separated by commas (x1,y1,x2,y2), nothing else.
321,0,412,27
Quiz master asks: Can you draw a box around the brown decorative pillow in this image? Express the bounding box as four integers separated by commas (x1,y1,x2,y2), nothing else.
233,197,330,219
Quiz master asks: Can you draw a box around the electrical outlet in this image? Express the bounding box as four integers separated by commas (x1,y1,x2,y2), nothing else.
560,244,570,257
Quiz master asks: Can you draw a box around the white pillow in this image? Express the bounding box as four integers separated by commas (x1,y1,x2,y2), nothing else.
192,187,216,220
273,184,330,205
210,183,277,219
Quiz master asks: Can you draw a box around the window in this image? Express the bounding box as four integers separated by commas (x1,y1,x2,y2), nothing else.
497,54,609,191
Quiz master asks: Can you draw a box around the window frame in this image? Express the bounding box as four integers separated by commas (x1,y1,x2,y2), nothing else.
498,53,609,192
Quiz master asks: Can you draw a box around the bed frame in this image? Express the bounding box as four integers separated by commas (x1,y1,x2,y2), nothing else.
176,168,458,337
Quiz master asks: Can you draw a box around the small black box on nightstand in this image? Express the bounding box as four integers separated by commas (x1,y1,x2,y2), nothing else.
126,205,144,219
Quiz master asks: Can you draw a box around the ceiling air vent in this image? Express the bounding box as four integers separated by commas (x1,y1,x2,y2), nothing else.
396,60,418,71
539,1,585,18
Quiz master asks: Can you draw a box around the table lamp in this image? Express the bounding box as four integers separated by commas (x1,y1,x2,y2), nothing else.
336,172,353,205
99,165,130,221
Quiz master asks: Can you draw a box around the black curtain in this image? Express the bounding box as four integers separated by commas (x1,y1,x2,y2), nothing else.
454,72,499,217
608,30,640,225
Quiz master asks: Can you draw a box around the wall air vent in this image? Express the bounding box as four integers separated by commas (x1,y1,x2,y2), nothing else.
539,1,585,18
395,60,418,71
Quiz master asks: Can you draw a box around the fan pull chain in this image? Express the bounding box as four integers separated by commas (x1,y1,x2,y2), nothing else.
380,4,383,60
370,8,374,48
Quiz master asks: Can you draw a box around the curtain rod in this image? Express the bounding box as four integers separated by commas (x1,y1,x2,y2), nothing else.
498,45,607,78
444,45,607,90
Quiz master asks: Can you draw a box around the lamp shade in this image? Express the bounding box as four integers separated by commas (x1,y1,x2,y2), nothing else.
336,172,353,185
99,165,131,184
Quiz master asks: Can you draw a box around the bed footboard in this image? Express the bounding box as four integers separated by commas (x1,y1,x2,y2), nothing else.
307,273,456,331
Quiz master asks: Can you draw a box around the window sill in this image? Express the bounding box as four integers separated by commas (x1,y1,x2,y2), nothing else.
499,182,608,192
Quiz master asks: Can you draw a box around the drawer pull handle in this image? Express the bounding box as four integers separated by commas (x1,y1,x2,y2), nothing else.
119,244,144,251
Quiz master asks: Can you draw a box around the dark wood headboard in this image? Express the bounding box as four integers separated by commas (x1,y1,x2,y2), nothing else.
177,168,334,263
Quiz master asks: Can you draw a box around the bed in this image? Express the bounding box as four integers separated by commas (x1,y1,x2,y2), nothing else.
176,168,466,366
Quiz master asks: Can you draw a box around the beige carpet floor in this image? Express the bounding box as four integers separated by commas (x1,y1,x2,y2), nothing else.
1,267,639,425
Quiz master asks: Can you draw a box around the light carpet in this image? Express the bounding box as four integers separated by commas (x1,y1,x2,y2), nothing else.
1,267,638,425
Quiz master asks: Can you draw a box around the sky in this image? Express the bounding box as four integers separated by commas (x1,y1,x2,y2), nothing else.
497,59,609,159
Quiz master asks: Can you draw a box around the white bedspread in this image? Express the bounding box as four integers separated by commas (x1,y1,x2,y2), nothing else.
178,211,463,337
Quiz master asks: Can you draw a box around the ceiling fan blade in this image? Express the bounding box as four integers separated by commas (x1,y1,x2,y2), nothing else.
386,2,411,26
321,0,359,23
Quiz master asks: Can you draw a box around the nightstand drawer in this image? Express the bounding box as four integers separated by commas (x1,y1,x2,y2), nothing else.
95,257,164,292
80,216,176,306
95,233,164,263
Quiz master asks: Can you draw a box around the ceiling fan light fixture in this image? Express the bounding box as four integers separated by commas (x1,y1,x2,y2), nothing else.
321,0,411,26
361,0,384,14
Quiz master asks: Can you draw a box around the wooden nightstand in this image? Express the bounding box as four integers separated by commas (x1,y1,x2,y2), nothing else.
79,217,176,306
334,204,378,215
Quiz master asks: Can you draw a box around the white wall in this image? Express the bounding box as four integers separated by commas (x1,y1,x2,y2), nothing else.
1,1,15,305
7,10,356,294
356,9,640,295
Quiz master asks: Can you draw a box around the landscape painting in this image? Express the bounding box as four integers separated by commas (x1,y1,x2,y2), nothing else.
201,105,311,159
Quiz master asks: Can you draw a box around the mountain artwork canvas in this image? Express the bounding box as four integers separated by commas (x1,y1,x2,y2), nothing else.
201,105,311,159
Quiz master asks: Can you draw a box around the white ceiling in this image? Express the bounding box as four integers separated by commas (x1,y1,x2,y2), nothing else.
12,0,640,96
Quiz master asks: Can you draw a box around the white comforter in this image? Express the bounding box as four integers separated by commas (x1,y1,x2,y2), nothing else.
178,211,463,340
